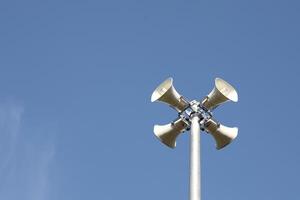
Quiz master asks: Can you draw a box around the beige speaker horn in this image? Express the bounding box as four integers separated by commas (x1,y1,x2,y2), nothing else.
153,118,189,148
204,118,238,150
202,78,238,110
151,78,189,112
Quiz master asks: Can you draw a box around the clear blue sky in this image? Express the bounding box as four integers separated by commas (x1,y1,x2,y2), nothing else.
0,0,299,199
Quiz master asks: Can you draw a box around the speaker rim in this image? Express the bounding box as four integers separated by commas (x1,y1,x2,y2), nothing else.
215,78,238,102
151,77,173,102
153,124,176,148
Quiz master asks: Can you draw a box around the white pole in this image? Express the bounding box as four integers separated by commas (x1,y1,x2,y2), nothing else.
190,114,201,200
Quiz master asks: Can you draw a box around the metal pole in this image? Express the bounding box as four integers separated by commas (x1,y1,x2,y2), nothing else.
190,114,201,200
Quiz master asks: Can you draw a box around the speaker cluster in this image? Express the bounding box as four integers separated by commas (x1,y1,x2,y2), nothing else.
151,77,238,150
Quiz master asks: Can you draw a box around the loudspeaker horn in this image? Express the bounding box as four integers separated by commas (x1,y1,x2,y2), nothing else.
202,78,238,110
151,78,189,112
204,118,238,150
153,118,189,148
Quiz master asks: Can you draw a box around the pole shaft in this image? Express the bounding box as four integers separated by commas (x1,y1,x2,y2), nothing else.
190,115,201,200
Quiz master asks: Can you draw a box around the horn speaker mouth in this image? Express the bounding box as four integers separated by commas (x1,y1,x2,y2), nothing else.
151,78,173,102
153,125,176,148
215,78,238,102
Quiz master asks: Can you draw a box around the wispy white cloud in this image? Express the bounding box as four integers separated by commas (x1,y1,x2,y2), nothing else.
26,142,55,200
0,102,55,200
0,102,23,174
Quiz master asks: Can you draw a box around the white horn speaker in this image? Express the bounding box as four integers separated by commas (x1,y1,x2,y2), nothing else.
151,78,189,112
153,118,189,148
204,119,238,150
202,78,238,110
